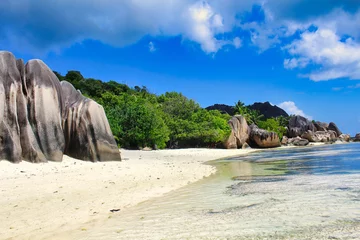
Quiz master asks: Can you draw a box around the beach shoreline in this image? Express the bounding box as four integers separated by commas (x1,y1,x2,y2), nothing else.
0,147,263,239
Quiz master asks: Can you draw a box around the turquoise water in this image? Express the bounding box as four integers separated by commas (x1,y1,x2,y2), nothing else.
221,142,360,176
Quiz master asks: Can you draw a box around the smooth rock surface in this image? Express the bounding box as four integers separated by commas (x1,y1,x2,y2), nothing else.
313,121,328,132
288,137,309,146
225,115,249,149
354,133,360,142
288,115,316,138
339,134,351,142
301,130,337,143
25,59,65,162
281,136,288,145
327,122,342,137
61,81,120,161
0,51,120,163
248,124,281,148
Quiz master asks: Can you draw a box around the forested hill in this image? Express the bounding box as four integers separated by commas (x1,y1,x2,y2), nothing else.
54,70,290,149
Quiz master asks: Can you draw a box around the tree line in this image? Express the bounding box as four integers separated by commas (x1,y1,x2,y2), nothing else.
54,71,290,149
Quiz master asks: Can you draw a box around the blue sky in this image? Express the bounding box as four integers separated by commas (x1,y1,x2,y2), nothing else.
1,0,359,135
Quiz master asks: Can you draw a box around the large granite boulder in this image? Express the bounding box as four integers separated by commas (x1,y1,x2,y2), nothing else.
301,130,337,143
0,51,120,163
327,122,342,137
339,134,351,142
288,137,309,146
0,52,48,163
61,81,120,161
313,121,328,132
287,115,316,138
281,136,288,145
248,124,281,148
354,133,360,142
225,115,249,149
25,59,65,162
0,52,25,162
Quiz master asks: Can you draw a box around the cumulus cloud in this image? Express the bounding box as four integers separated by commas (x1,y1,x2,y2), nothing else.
1,0,360,84
278,101,312,119
0,0,246,54
185,1,226,53
284,28,360,81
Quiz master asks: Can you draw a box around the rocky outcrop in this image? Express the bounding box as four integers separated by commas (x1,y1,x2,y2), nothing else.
248,124,281,148
338,134,351,142
287,115,316,138
354,133,360,142
287,137,309,146
0,51,120,163
313,121,328,132
301,130,337,143
327,122,342,137
281,136,288,145
248,102,289,119
61,81,120,162
25,59,66,162
225,115,249,149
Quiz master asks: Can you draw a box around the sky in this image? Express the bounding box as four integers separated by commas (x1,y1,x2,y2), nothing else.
0,0,359,135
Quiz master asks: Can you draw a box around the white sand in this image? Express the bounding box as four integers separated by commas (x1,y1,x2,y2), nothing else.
0,148,258,240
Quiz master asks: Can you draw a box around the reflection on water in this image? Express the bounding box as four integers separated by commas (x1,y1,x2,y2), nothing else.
68,143,360,240
218,143,360,177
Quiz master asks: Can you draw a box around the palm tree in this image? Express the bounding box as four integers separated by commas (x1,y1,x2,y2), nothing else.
234,101,263,125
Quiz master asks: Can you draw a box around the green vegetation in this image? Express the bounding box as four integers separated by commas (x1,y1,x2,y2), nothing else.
234,101,290,140
55,70,293,148
56,71,231,149
258,118,287,140
234,101,264,125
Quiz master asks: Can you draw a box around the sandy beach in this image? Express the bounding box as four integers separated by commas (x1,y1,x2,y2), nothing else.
0,148,259,240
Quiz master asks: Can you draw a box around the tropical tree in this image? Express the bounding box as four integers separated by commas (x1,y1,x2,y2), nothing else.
234,101,264,125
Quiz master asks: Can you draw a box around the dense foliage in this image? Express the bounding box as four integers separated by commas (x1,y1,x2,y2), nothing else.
56,71,231,149
258,118,287,140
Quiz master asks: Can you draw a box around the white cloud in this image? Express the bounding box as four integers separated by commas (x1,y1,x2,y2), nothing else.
284,28,360,81
148,41,156,52
283,58,309,69
1,0,360,82
233,37,242,49
186,1,225,53
278,101,312,120
0,0,247,55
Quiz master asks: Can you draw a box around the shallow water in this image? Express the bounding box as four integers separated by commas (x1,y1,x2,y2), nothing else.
69,143,360,239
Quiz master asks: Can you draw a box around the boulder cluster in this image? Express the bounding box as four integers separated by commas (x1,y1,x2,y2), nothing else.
225,114,352,149
354,133,360,142
0,51,120,163
225,115,281,149
284,115,350,146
